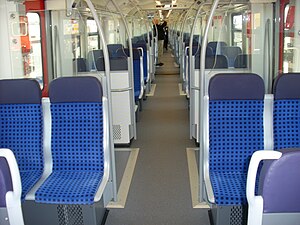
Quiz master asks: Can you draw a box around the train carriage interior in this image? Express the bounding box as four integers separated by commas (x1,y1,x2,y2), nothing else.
0,0,300,224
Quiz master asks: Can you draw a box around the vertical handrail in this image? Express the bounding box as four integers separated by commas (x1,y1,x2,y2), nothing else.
53,26,62,78
264,19,271,93
199,0,220,203
85,0,118,202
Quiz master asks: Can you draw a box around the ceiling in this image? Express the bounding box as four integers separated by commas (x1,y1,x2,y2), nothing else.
91,0,196,22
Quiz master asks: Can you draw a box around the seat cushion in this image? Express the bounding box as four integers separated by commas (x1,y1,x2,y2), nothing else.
35,171,103,204
210,171,247,205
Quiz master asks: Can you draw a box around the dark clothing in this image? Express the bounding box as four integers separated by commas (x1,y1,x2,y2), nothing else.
154,21,167,40
164,26,168,50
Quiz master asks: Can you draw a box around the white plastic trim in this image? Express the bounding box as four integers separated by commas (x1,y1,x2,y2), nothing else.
137,47,145,99
0,148,24,225
264,94,274,150
26,97,53,200
94,97,110,202
246,150,282,225
185,46,189,56
146,50,150,82
203,96,215,203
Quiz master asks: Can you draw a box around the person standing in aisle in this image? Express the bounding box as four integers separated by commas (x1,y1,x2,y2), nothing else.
164,23,168,51
153,19,167,66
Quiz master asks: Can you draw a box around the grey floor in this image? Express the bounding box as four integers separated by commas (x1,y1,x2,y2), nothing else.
105,50,210,225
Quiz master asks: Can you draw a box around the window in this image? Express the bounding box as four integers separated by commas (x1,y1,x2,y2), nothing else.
282,3,298,73
26,13,43,87
232,14,243,48
87,19,100,52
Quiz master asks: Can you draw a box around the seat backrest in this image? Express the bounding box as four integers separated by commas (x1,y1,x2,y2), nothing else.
110,57,128,71
221,46,242,67
107,44,124,58
207,41,227,55
234,54,249,68
96,56,128,71
133,43,148,82
49,77,104,172
73,58,87,72
205,55,228,69
0,79,43,199
125,48,142,99
87,50,103,71
260,149,300,213
194,47,217,69
273,73,300,149
208,73,265,173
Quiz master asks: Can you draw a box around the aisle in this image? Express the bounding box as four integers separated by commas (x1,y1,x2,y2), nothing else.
105,52,209,225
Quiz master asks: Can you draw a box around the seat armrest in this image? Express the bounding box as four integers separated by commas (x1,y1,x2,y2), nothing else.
203,95,215,203
94,97,110,202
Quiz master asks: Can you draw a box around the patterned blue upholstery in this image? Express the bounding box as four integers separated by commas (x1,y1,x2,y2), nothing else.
274,100,300,149
273,73,300,149
0,79,43,201
208,74,264,205
35,77,104,205
130,48,142,101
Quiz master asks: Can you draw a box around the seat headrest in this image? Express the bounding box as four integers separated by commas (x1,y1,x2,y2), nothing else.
209,73,265,100
0,79,41,104
49,77,103,103
273,73,300,100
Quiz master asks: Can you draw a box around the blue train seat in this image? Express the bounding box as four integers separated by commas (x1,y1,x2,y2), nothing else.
0,79,43,201
125,48,143,102
193,46,214,69
247,149,300,225
35,77,107,205
234,54,249,68
133,43,148,84
73,58,87,72
205,55,228,69
0,149,24,225
107,44,124,58
221,46,242,67
273,73,300,149
207,41,227,55
87,49,103,71
204,73,265,225
96,56,128,71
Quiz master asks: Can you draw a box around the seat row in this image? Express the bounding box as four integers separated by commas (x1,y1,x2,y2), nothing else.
204,73,300,225
74,43,149,103
0,77,110,224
